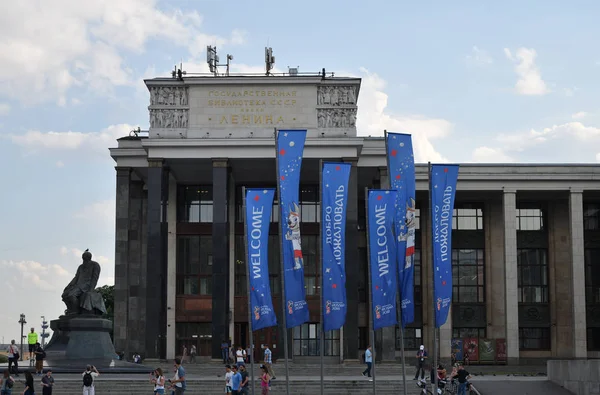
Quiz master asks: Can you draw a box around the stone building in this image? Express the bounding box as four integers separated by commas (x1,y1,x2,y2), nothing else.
109,72,600,364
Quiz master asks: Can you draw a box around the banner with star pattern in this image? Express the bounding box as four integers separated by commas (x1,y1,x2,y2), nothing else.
367,189,399,330
385,132,416,326
244,188,278,331
431,164,459,328
321,162,351,332
276,129,309,329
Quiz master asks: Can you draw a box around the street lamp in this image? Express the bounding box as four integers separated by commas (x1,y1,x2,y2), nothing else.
41,316,49,348
18,314,26,361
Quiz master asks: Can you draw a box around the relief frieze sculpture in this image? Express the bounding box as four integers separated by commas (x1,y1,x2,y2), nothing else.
317,108,357,128
150,109,189,129
317,86,357,106
149,86,188,106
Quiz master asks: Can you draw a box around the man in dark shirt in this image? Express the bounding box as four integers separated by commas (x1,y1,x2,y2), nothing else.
414,345,427,380
452,365,471,395
239,364,249,394
41,369,55,395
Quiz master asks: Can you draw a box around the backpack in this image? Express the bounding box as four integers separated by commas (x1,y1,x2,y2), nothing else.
6,377,14,389
83,371,93,387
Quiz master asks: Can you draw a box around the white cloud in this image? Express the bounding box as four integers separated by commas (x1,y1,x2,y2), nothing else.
572,111,587,119
56,161,65,168
0,260,71,292
354,68,451,162
0,0,246,104
471,146,515,163
73,200,116,230
466,46,493,66
596,153,600,162
0,103,10,116
504,47,549,95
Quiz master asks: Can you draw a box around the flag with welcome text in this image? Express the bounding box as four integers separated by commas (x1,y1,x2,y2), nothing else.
367,189,399,330
385,132,416,326
431,164,459,328
244,188,278,331
321,162,351,332
276,129,309,328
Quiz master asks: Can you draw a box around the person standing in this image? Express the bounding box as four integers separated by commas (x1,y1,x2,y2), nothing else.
235,347,245,369
361,345,373,379
6,341,19,377
27,329,38,365
23,371,35,395
262,346,275,380
1,369,15,395
230,366,242,395
260,365,271,395
414,345,427,380
224,365,233,393
168,358,186,395
452,364,471,395
41,370,54,395
189,345,197,364
239,364,249,395
181,345,187,364
82,365,100,395
221,340,230,364
150,368,165,395
34,343,45,376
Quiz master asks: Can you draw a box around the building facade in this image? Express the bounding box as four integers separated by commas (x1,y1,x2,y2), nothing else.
110,73,600,363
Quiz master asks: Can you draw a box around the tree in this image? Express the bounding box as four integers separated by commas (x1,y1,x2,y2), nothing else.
96,285,114,341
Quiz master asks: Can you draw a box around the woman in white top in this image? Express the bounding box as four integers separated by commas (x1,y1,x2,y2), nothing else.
150,368,165,395
6,340,18,377
236,347,245,369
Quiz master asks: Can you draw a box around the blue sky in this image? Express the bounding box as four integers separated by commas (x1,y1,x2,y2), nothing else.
1,0,599,341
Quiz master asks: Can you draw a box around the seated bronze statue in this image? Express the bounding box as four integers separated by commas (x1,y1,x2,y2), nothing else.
61,249,107,316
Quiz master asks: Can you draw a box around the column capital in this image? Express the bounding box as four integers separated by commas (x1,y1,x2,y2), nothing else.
342,157,358,166
569,188,584,194
115,167,131,176
502,188,517,194
148,158,164,168
212,158,229,168
378,166,388,176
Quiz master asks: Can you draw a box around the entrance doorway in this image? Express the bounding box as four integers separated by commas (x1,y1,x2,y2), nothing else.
235,323,279,362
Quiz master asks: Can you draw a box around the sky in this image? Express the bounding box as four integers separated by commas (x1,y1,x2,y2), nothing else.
1,0,600,342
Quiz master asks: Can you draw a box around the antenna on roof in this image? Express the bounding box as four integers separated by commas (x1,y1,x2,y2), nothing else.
207,46,234,77
265,47,275,76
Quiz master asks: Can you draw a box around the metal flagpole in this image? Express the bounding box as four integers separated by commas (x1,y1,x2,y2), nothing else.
319,160,325,395
242,187,256,395
384,129,408,395
274,128,291,395
364,187,376,395
429,161,438,395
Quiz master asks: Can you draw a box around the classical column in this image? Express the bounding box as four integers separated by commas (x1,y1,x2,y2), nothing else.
439,307,452,362
343,158,359,360
228,171,236,343
569,190,588,357
376,166,396,361
146,158,167,359
166,174,177,359
503,189,519,364
114,168,131,354
212,159,230,359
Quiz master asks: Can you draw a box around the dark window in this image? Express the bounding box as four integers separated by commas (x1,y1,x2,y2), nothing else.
517,249,549,303
176,323,212,356
519,328,550,350
176,236,212,295
358,248,368,303
358,327,369,351
235,185,320,223
414,209,421,230
452,249,485,303
178,186,214,223
303,235,319,296
584,204,600,230
396,327,423,350
235,187,280,224
234,235,280,296
414,249,423,309
585,249,600,304
516,208,545,231
452,208,483,230
587,328,600,351
292,323,340,356
452,327,486,339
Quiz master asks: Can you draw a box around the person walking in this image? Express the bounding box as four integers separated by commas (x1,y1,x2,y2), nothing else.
23,371,35,395
167,358,186,395
414,345,428,380
230,366,242,395
150,368,165,395
1,369,15,395
41,370,54,395
361,345,373,379
452,364,471,395
239,364,249,395
235,347,245,369
262,346,275,380
189,345,196,364
82,365,100,395
6,341,19,377
260,365,271,395
27,329,38,365
224,365,233,393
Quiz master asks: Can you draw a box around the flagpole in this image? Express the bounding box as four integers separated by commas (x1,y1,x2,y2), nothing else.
429,161,438,395
274,128,291,395
384,129,408,395
364,187,376,395
319,159,325,395
242,187,256,395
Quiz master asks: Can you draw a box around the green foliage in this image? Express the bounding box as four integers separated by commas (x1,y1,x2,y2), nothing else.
96,285,114,320
0,354,7,363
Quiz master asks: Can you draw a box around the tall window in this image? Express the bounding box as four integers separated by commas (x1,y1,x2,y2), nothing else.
585,249,600,350
176,236,212,295
235,185,320,223
453,207,483,230
516,208,545,231
584,204,600,230
292,323,340,356
452,249,485,303
178,186,214,223
234,235,280,296
176,323,212,356
396,327,423,350
517,249,549,303
358,248,368,303
396,249,423,350
303,235,319,296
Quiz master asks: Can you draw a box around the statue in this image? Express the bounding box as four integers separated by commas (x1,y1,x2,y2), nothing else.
61,249,107,316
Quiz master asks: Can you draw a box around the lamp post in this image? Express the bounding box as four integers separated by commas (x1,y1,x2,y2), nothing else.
18,314,26,361
41,316,49,348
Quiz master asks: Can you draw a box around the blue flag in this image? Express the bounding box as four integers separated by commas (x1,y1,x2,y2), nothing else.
367,189,398,330
245,188,278,331
321,162,351,332
431,164,459,328
386,132,416,326
276,129,309,328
